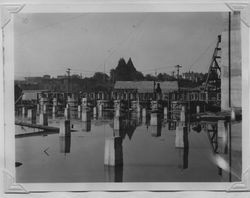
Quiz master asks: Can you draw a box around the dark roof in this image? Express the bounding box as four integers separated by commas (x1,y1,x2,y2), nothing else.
114,81,178,93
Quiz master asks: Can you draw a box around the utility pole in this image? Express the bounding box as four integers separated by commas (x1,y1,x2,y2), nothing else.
175,65,182,92
153,69,157,100
66,68,71,99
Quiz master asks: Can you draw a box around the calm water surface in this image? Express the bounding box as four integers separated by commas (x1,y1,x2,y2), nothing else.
15,112,241,182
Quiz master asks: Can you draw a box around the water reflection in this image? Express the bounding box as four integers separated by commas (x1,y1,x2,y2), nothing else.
175,121,189,169
104,165,123,182
80,121,91,132
15,108,241,182
59,135,71,154
149,123,162,137
112,114,138,140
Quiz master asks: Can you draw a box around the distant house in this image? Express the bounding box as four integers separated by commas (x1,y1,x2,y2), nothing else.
113,81,178,100
21,90,48,101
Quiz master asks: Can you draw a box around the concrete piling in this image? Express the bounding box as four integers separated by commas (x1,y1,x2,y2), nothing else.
81,109,90,122
39,97,44,113
217,120,228,154
64,107,70,120
52,106,56,115
142,108,146,117
104,165,123,182
31,109,36,124
104,136,123,166
36,104,40,114
53,98,57,106
78,105,81,112
22,107,26,117
164,107,168,119
150,112,158,126
98,102,103,118
196,105,200,114
180,105,186,122
59,119,71,136
27,109,32,119
43,104,47,114
150,125,162,137
114,116,121,131
59,136,71,153
39,113,48,126
136,101,140,113
217,120,226,138
93,106,97,117
175,122,187,148
231,108,236,121
81,121,91,132
81,98,87,108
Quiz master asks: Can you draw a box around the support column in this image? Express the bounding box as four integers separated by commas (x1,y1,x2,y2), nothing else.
36,103,40,114
22,106,26,117
52,98,57,115
39,113,48,126
27,109,32,119
104,137,123,166
114,100,121,117
150,112,158,126
43,104,47,114
164,106,168,119
81,108,90,122
93,106,97,118
180,105,186,122
175,122,187,148
64,107,70,120
59,136,71,153
196,105,200,114
31,109,36,124
59,119,71,136
39,97,44,114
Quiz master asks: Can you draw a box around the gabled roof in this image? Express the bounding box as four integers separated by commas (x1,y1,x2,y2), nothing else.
114,81,178,93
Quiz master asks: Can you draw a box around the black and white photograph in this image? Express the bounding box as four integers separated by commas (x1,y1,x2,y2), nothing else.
13,11,242,184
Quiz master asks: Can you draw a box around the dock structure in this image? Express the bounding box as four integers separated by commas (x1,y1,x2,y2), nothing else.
15,121,58,131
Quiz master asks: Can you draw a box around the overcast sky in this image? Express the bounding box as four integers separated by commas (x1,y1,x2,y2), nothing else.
14,12,226,80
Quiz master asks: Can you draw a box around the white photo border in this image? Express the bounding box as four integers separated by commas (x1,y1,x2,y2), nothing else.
0,0,250,193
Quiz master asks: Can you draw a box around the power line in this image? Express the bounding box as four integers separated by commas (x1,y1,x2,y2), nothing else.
188,38,218,72
96,14,150,72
